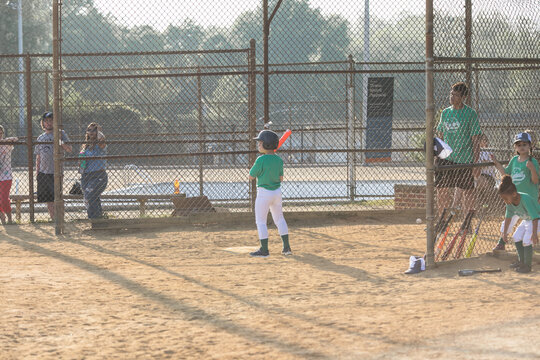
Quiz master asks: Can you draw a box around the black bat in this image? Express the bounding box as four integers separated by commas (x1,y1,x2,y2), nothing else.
458,268,501,276
434,208,448,235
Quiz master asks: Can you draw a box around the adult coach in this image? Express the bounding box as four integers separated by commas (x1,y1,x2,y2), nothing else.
435,82,481,215
79,122,108,219
35,112,72,220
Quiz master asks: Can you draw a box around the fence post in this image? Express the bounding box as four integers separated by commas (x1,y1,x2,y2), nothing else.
287,102,292,131
25,55,34,222
474,68,479,114
425,0,436,267
465,0,472,91
45,71,50,111
231,124,236,165
52,0,64,235
197,67,204,197
300,126,304,163
347,55,356,201
261,0,283,125
248,39,257,212
263,0,269,124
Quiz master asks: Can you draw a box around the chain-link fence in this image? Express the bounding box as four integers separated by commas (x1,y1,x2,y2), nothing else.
0,54,53,223
60,49,256,221
0,1,538,261
1,49,257,223
1,52,426,222
428,0,540,263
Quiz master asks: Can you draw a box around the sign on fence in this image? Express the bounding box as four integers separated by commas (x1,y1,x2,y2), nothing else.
366,77,394,163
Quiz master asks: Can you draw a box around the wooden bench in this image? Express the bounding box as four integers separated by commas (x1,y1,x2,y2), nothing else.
10,193,186,221
171,195,215,216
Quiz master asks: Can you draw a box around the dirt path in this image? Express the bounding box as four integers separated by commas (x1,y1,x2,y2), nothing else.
1,213,538,359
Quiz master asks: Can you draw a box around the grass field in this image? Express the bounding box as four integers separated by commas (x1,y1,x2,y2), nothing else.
1,212,539,359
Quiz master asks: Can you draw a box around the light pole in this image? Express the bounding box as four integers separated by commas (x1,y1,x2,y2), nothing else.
7,0,25,136
361,0,369,164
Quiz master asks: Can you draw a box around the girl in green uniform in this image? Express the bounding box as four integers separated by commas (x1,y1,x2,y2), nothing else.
498,175,539,273
492,132,539,251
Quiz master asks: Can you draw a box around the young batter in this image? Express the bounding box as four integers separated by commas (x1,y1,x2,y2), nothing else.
492,132,539,250
248,130,291,257
498,175,539,273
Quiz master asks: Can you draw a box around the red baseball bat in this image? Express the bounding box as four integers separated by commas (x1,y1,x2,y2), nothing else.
275,129,292,152
441,210,474,261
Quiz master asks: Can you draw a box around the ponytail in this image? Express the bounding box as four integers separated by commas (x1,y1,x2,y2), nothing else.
82,122,100,151
498,175,517,195
524,129,535,159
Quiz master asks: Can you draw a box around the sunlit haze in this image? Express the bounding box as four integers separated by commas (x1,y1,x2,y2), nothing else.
93,0,427,31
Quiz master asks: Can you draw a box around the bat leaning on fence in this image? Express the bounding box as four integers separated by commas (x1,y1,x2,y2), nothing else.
441,210,474,261
455,209,478,259
458,268,501,276
465,205,489,258
435,208,448,234
434,210,455,261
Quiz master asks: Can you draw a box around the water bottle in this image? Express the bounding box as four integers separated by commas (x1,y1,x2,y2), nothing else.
79,149,86,174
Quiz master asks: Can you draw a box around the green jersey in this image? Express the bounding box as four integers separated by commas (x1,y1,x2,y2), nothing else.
436,104,481,163
249,154,283,190
505,192,540,221
505,156,540,202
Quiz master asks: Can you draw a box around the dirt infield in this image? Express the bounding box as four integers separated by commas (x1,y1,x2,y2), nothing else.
1,213,539,359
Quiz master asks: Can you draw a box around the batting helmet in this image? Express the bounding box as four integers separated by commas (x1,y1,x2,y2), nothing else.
40,112,53,129
254,130,279,150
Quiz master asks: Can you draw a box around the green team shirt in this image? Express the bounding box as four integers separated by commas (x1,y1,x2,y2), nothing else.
436,104,481,163
505,156,540,201
505,192,540,221
249,154,283,190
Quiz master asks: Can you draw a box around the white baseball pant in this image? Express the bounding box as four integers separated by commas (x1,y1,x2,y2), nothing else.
512,220,540,246
500,216,539,245
500,215,520,235
255,187,288,239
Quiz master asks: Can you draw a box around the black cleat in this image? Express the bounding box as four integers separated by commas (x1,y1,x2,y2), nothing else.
282,247,292,255
250,249,269,257
514,263,531,273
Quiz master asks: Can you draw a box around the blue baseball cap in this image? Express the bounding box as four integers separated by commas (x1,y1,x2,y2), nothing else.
514,132,531,144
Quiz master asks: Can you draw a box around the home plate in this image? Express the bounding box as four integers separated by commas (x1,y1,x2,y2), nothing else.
221,246,258,254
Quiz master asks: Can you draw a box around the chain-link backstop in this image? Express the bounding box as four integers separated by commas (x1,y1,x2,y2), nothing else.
0,0,538,262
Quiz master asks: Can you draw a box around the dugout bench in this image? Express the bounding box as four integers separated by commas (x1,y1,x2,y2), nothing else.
9,193,216,222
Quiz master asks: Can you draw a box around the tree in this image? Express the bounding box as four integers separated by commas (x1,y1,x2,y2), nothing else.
224,0,352,126
164,20,205,51
62,4,122,53
0,0,51,55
